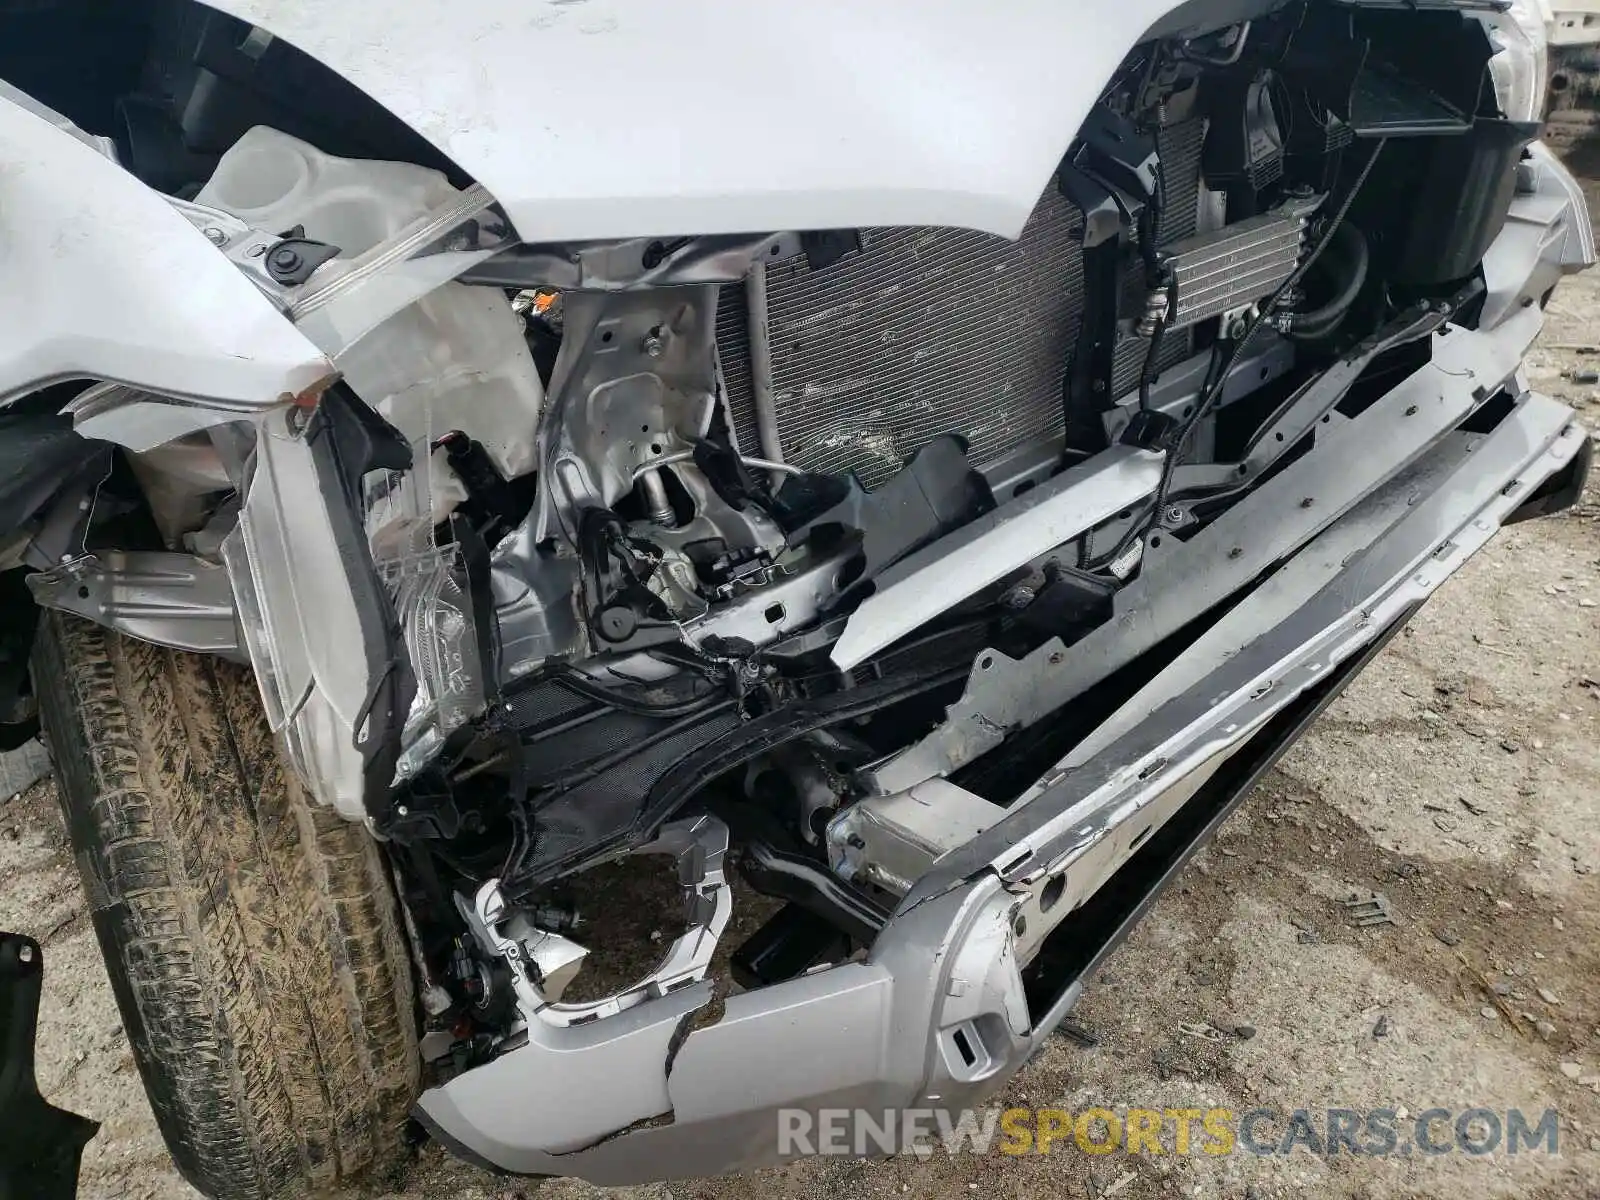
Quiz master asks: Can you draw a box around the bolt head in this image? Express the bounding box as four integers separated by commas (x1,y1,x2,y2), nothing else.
203,226,228,246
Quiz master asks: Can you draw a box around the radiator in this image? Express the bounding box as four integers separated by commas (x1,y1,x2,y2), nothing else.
719,120,1207,488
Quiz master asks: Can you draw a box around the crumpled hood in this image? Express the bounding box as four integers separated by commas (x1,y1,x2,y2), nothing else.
207,0,1205,242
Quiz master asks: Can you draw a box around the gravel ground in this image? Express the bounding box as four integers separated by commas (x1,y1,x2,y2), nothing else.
4,186,1599,1200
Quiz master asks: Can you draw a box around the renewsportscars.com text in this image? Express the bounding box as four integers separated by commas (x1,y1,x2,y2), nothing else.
776,1106,1561,1158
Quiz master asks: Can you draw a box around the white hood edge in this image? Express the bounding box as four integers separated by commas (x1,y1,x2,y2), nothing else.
207,0,1228,243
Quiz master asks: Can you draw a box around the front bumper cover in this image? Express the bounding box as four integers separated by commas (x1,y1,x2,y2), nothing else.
416,306,1590,1182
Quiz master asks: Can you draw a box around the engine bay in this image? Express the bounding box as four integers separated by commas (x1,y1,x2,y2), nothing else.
2,0,1569,1077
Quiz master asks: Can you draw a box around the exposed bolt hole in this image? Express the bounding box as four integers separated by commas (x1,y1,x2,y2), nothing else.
1039,872,1067,914
601,330,614,343
1149,535,1162,549
764,603,786,625
1237,464,1248,476
1129,825,1154,850
979,656,993,670
650,443,662,455
76,585,90,600
1274,431,1284,442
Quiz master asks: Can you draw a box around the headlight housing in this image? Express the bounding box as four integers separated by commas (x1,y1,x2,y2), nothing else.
1482,0,1553,123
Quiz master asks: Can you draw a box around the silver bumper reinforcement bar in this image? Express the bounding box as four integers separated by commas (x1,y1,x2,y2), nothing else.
415,311,1587,1182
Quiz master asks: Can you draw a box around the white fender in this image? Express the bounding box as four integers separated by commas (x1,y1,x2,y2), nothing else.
0,90,331,413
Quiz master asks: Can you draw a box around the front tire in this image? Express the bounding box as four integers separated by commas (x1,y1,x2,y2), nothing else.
33,613,419,1199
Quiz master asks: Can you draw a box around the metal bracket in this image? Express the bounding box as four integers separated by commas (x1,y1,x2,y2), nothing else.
867,318,1524,794
462,814,732,1029
27,551,242,659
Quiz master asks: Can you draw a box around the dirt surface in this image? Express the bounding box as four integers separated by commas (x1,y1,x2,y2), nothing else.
5,199,1600,1200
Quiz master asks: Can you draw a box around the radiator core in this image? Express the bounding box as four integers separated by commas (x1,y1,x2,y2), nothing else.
719,120,1207,488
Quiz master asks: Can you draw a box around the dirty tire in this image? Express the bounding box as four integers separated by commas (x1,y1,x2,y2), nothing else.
33,613,420,1199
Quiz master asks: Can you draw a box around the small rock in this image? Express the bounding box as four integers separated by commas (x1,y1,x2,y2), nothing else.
1235,1024,1257,1040
1397,1107,1410,1121
1536,1020,1558,1040
1555,916,1566,931
1533,738,1546,750
1562,1062,1583,1079
1373,1015,1391,1039
1590,1136,1600,1152
1297,931,1318,945
1500,740,1521,753
1493,980,1513,996
1435,929,1462,947
1539,988,1562,1005
1581,599,1598,609
1481,1006,1499,1020
1581,1075,1600,1088
968,1184,978,1191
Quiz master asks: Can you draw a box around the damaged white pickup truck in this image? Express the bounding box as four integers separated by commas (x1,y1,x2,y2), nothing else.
0,0,1591,1194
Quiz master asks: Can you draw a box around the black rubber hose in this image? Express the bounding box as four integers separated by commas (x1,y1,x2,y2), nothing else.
738,838,894,946
1137,315,1168,412
550,664,723,718
1285,222,1369,334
